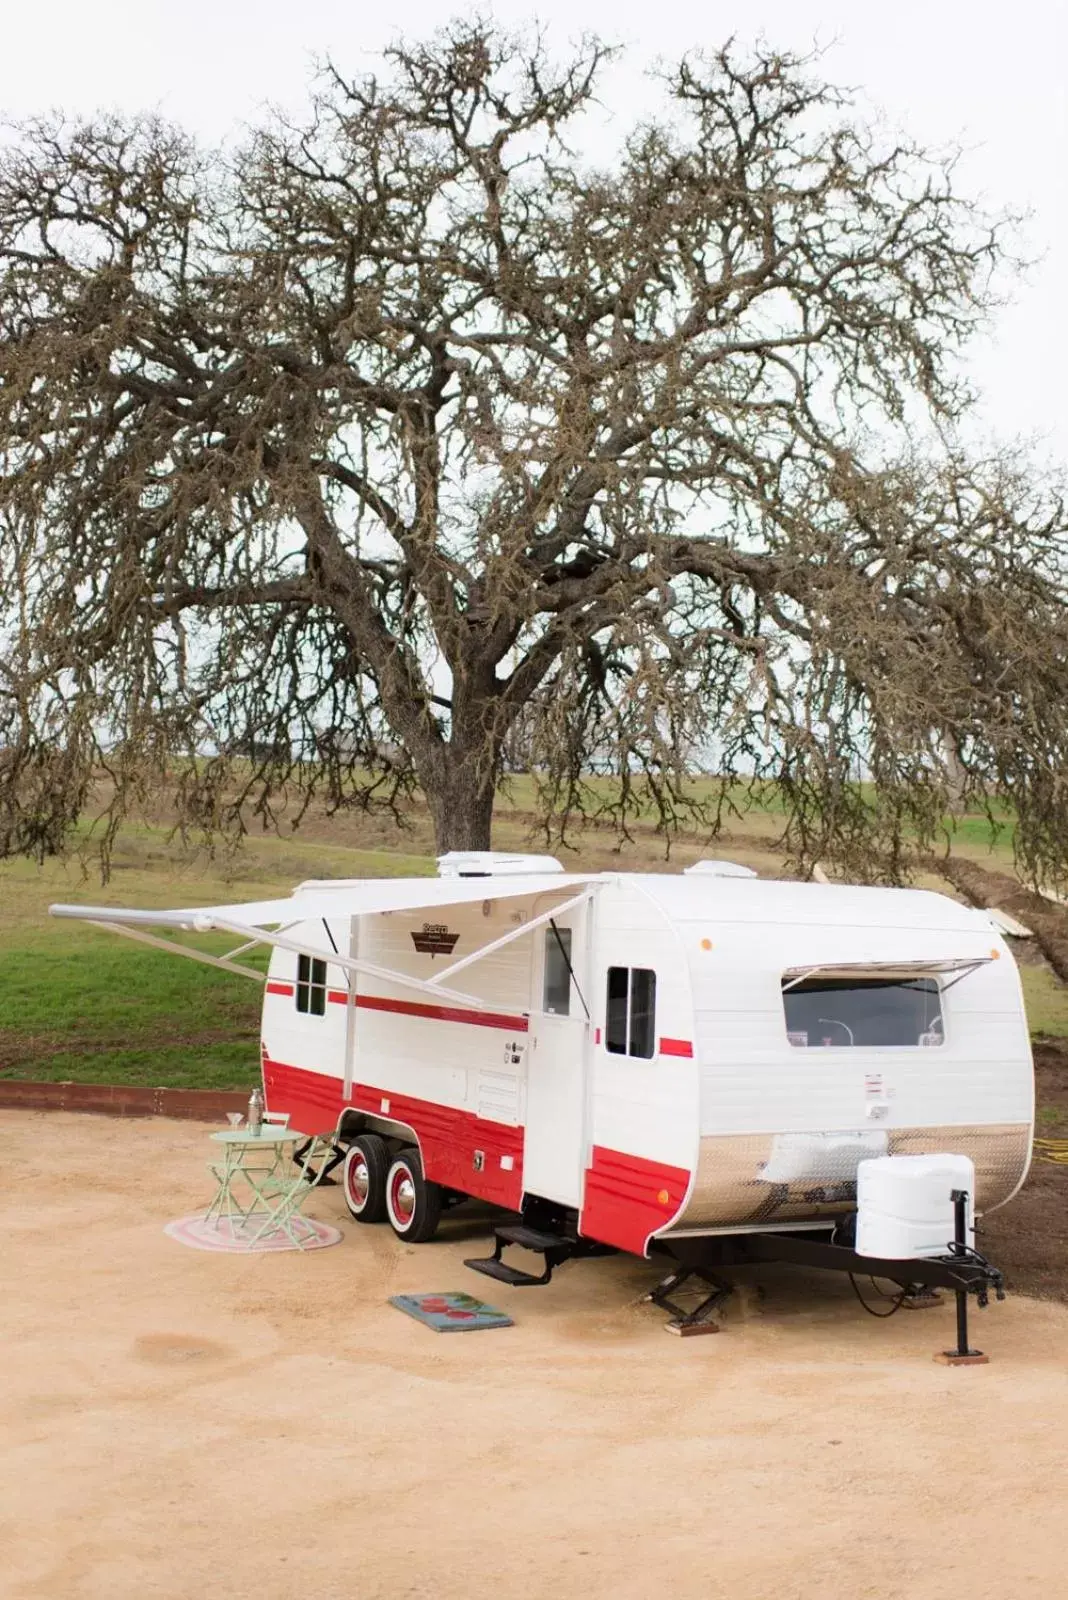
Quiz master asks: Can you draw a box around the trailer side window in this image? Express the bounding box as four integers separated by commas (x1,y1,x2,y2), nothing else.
605,967,657,1059
606,967,629,1052
782,976,943,1048
543,926,573,1016
296,954,327,1017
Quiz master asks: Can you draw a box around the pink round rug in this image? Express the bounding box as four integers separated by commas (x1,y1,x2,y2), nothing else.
165,1212,342,1253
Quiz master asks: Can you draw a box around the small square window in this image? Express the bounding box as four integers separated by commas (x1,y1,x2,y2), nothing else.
629,969,656,1059
296,953,327,1016
606,966,629,1053
605,966,657,1058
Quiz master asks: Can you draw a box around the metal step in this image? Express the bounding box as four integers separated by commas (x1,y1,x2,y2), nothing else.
464,1254,553,1287
494,1223,575,1253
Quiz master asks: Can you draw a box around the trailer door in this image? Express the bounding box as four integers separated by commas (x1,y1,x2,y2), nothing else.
523,902,590,1208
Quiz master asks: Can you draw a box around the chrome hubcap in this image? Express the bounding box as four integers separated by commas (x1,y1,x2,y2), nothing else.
348,1156,369,1207
393,1173,416,1222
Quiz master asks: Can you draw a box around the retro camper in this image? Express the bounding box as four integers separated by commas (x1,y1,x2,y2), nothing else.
52,851,1033,1301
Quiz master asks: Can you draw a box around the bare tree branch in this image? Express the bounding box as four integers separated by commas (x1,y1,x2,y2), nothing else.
1,21,1065,880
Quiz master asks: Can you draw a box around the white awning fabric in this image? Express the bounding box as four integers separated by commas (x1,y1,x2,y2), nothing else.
48,875,596,1009
49,873,593,933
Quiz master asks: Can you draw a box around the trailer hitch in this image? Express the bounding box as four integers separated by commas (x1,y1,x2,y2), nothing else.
653,1192,1007,1362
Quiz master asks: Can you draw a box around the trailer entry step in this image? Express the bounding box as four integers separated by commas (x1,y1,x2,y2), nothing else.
494,1224,575,1252
463,1255,555,1287
464,1221,583,1288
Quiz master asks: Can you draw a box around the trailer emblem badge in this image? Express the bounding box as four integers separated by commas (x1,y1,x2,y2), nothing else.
411,923,460,957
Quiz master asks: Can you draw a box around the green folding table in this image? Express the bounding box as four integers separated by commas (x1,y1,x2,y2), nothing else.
204,1126,331,1249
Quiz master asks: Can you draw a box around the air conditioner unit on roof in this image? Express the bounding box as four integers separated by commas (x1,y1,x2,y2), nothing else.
436,851,566,878
683,859,758,878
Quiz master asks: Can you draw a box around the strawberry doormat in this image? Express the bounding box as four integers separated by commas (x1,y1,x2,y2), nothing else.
389,1292,513,1331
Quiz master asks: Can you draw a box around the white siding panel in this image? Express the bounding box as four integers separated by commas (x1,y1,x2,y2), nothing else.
354,897,541,1114
262,921,349,1082
653,882,1033,1142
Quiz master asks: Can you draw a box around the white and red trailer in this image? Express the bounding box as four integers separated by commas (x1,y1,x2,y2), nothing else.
52,849,1032,1301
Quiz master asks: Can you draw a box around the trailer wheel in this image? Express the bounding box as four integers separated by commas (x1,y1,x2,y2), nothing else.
385,1148,442,1243
342,1134,390,1224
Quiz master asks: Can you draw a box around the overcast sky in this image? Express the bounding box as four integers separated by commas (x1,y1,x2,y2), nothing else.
3,0,1065,459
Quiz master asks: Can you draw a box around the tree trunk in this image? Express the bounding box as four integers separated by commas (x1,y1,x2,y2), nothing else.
424,758,496,855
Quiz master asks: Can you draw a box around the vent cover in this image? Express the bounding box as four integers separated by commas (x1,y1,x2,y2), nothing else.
683,859,758,879
436,851,565,878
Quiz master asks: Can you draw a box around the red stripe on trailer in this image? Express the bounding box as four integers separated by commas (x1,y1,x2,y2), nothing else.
271,983,526,1032
580,1145,690,1256
261,1062,690,1249
658,1037,693,1057
262,1058,345,1134
261,1056,525,1210
352,993,528,1033
350,1081,524,1208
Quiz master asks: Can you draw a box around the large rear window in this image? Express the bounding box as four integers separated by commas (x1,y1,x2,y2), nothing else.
782,976,943,1048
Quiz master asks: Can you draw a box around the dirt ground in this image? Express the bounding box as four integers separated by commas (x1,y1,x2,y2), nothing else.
4,1112,1068,1600
980,1037,1068,1300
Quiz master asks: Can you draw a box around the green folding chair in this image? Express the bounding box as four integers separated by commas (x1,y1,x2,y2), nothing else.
243,1135,334,1249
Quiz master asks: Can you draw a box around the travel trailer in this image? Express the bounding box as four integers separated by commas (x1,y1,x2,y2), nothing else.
52,852,1032,1313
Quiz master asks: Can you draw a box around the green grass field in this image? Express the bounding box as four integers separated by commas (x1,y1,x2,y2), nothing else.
0,829,434,1089
0,810,1063,1089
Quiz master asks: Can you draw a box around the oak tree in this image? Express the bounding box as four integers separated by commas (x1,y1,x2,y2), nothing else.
2,23,1066,876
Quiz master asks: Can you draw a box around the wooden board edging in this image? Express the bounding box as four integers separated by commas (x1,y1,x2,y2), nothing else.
0,1080,248,1122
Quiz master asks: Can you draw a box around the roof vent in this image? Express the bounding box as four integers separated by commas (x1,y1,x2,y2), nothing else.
437,851,565,878
683,859,758,879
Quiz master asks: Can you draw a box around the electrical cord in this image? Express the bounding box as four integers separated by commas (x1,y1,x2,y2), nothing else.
848,1275,908,1317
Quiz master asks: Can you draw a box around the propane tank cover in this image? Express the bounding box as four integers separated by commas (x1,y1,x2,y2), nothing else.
855,1153,976,1260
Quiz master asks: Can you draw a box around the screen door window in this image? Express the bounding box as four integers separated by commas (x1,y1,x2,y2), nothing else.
543,926,573,1016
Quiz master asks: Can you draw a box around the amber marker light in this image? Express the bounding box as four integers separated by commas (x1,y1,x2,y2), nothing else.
657,1189,671,1205
990,948,1000,959
700,938,713,951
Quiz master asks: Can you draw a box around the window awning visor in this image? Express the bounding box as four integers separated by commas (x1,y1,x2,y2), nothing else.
781,957,994,993
49,875,594,1011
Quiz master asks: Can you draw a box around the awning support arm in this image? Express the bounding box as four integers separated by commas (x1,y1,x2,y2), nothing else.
782,966,820,994
937,961,988,996
222,936,269,963
424,890,592,988
87,920,267,982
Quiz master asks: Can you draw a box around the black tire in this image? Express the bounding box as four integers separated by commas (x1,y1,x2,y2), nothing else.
384,1147,443,1243
342,1134,390,1224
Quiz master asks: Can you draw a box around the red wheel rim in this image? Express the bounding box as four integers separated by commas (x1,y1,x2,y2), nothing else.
345,1148,370,1213
389,1163,416,1228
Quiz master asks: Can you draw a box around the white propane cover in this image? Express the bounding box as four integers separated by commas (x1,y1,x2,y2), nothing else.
855,1153,976,1261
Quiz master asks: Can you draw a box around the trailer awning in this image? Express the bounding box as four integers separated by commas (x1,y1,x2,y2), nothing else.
50,873,592,932
49,874,595,1010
